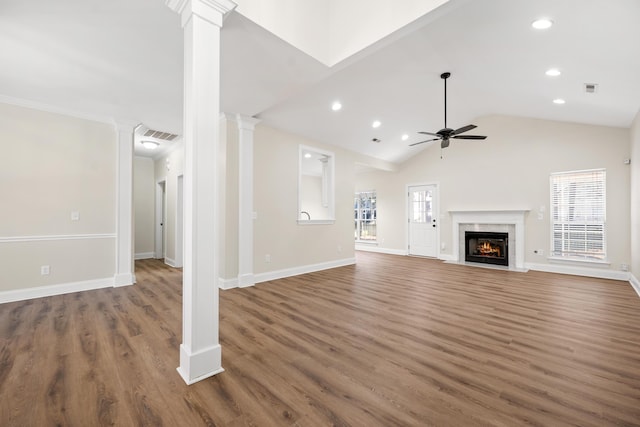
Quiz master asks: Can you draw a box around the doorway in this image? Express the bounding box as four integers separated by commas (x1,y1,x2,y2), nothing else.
155,180,166,260
407,184,439,257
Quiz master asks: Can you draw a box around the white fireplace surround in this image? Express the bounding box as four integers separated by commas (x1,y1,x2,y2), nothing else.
450,210,529,270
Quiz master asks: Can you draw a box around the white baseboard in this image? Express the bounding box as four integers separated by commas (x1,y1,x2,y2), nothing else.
629,273,640,298
219,277,239,290
0,277,115,304
254,257,356,284
526,262,630,281
355,245,407,256
165,257,177,267
135,252,155,260
438,253,455,261
113,273,135,287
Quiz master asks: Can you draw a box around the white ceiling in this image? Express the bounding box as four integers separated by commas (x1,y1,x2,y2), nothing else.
1,0,639,163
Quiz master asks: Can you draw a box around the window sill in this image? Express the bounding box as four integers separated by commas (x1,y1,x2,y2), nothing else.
547,255,610,266
355,240,378,245
297,219,335,225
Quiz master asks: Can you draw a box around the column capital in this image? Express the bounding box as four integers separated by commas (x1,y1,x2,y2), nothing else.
236,114,261,131
167,0,237,28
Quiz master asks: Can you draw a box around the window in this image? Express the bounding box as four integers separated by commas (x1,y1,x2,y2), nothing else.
411,189,432,224
550,169,606,261
355,191,376,242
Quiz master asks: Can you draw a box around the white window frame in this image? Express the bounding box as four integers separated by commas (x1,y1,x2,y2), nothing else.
355,190,377,243
549,168,607,263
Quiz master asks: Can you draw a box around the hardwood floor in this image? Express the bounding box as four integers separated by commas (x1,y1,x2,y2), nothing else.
1,252,640,426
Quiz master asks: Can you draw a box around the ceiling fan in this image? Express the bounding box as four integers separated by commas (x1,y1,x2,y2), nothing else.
410,72,486,150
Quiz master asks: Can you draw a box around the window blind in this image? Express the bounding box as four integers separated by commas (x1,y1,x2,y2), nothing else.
550,169,606,260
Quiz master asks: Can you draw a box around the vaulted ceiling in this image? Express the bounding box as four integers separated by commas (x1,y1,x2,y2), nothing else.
1,0,639,163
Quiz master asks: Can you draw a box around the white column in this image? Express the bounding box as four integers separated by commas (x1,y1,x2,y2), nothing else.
167,0,236,385
236,115,260,288
114,120,136,287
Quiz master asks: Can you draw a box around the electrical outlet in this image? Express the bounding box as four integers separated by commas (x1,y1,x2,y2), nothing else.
41,265,50,275
337,245,342,253
265,254,271,263
71,211,80,221
621,264,629,272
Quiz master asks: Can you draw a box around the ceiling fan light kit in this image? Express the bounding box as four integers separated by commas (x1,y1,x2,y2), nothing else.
411,72,487,155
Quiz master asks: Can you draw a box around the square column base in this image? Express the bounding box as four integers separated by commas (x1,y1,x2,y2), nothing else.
177,343,224,385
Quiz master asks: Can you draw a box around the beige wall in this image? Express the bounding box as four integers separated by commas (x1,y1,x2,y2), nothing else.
134,156,156,257
631,111,640,279
253,125,356,274
0,102,116,291
356,115,631,273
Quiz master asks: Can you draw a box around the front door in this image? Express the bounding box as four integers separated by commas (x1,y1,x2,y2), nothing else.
408,184,438,257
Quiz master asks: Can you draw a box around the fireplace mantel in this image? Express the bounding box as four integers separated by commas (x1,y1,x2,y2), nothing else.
449,209,530,270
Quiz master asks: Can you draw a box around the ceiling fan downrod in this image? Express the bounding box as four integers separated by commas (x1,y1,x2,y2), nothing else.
441,72,450,129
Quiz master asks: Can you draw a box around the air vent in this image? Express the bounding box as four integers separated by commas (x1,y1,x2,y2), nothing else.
584,83,598,94
143,129,178,141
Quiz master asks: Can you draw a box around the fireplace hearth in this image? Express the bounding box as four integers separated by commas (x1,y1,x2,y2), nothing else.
465,231,509,266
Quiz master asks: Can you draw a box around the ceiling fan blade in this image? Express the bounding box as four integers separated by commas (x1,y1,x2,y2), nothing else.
452,135,487,140
418,131,440,137
451,124,477,135
409,138,439,147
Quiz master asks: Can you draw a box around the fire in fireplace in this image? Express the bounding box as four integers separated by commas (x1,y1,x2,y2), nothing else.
465,231,508,266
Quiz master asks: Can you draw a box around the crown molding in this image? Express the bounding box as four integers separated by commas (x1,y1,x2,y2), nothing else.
0,94,115,125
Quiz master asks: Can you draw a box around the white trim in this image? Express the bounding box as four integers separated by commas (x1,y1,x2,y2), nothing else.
526,262,629,281
628,273,640,298
135,252,155,260
547,255,610,266
177,343,224,385
0,94,115,125
355,245,407,256
238,273,255,288
438,253,455,261
165,257,178,268
0,234,115,243
297,219,336,225
0,277,115,304
254,257,356,284
219,277,239,290
114,273,135,287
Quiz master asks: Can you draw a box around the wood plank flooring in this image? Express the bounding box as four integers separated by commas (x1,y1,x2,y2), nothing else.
1,252,640,426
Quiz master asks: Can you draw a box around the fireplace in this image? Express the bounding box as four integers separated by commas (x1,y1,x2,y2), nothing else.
465,231,509,266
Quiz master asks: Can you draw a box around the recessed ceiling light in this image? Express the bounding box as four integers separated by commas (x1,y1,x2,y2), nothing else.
401,134,409,141
304,153,312,158
553,98,566,105
532,19,553,29
545,68,561,77
142,140,159,149
331,101,342,111
372,120,381,128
